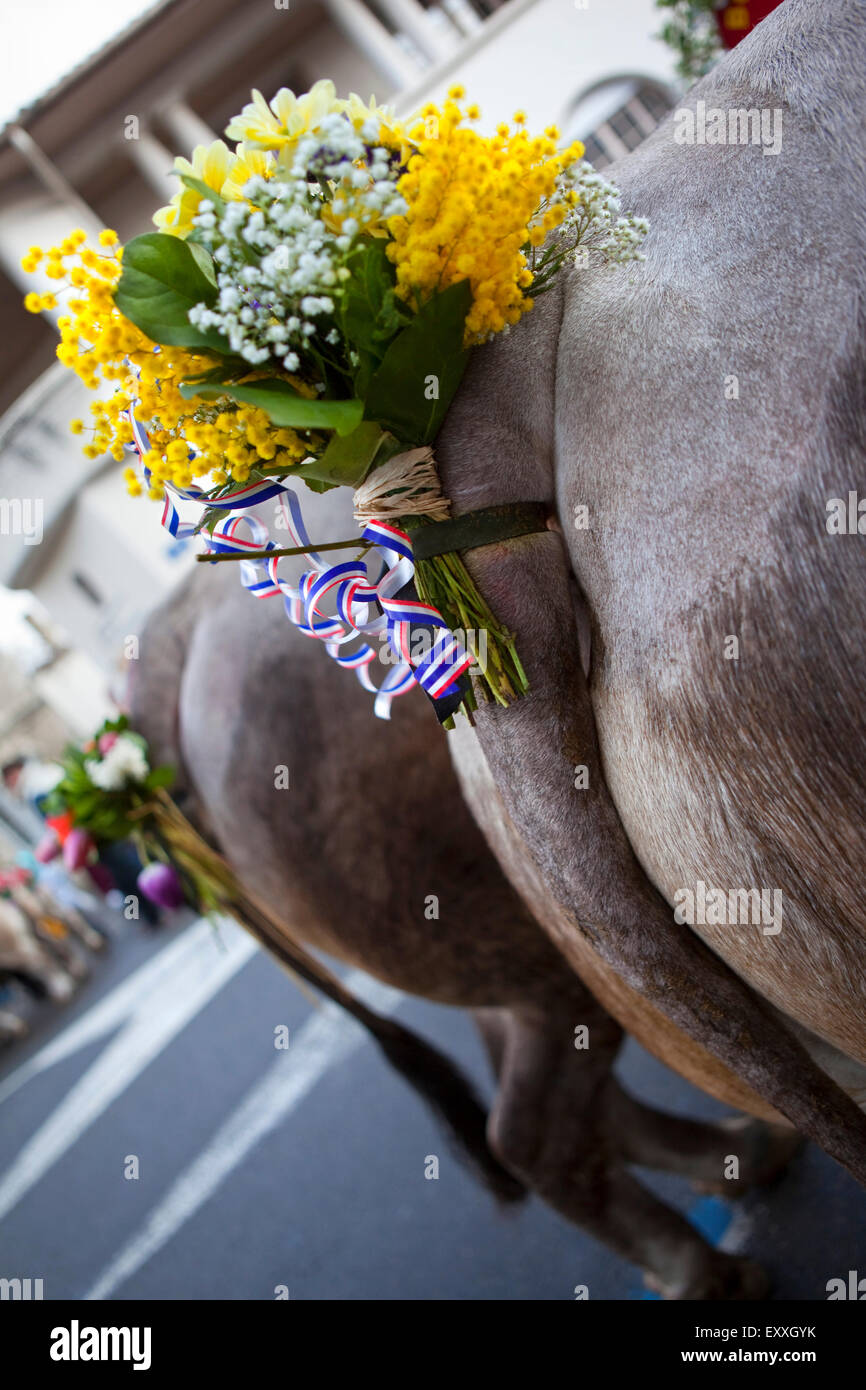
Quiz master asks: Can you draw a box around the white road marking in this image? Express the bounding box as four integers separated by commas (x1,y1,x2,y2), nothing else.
0,917,257,1223
84,971,401,1301
0,917,246,1106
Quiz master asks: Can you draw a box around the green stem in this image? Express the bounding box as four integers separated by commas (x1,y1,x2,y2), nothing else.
404,520,530,715
197,540,371,564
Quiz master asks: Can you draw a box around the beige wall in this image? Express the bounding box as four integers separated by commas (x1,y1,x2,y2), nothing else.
396,0,675,125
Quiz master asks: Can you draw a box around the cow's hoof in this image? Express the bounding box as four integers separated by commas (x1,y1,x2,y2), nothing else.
647,1255,771,1301
691,1116,804,1195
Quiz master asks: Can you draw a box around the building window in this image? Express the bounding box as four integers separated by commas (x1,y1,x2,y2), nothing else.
564,77,676,170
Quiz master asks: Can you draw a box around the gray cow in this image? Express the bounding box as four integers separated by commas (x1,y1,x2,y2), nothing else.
434,0,866,1174
132,0,866,1296
135,549,796,1301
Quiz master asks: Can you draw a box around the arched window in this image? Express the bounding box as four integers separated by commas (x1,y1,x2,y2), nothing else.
562,76,677,169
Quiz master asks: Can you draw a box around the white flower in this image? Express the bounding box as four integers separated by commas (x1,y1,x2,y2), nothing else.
87,735,149,791
547,160,649,270
224,80,342,151
185,123,402,373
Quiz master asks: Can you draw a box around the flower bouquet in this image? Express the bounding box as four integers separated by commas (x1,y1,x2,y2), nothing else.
41,717,398,1004
41,717,199,910
42,716,278,919
24,83,647,721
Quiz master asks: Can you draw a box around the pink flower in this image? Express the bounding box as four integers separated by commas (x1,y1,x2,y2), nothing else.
34,831,60,863
98,732,119,755
63,827,95,872
87,862,116,895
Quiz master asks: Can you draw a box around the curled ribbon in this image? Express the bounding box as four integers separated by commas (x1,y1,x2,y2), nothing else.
128,411,473,719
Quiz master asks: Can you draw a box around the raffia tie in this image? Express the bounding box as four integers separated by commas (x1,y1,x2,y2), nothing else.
352,446,452,525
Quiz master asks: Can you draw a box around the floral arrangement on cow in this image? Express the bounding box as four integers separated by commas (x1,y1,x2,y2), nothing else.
40,717,363,996
42,716,281,934
41,717,207,912
23,83,648,722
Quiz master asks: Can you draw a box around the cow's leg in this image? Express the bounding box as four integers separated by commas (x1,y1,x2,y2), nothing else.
475,1003,768,1299
604,1085,804,1196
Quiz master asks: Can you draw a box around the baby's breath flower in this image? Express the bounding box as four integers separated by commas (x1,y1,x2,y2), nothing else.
530,161,649,286
186,115,404,371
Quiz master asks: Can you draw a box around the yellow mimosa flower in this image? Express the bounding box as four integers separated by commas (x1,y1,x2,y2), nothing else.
387,94,584,343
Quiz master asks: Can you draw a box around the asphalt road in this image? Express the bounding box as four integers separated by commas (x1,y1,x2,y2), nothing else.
1,914,864,1301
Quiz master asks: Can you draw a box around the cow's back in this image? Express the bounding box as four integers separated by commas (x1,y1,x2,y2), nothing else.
556,0,866,1084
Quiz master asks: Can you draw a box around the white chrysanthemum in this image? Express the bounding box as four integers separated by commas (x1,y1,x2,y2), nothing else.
87,736,149,791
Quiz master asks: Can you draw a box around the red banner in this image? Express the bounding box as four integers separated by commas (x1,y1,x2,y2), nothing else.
716,0,784,49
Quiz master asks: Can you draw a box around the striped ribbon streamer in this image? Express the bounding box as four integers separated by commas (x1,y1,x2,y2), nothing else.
128,411,473,718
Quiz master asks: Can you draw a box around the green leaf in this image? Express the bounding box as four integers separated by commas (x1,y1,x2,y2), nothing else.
336,239,407,396
196,507,229,537
72,792,101,821
179,378,364,435
145,765,175,790
114,232,230,353
181,364,242,389
87,808,128,841
300,476,338,494
179,175,228,223
187,240,218,290
297,422,389,488
363,280,471,444
98,714,130,736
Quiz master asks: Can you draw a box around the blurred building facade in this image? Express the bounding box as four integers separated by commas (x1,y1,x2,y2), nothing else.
0,0,677,725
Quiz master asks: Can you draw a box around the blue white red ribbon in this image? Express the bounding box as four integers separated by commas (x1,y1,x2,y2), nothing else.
128,411,473,718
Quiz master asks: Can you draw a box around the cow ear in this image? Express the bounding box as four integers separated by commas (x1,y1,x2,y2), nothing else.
459,529,866,1189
